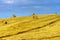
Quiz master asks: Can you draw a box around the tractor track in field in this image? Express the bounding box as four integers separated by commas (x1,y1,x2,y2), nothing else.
0,16,60,38
40,35,60,40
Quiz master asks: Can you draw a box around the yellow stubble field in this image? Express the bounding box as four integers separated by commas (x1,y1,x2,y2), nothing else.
0,14,60,40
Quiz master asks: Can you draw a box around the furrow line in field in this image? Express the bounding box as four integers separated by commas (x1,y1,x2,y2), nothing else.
40,35,60,40
0,17,60,38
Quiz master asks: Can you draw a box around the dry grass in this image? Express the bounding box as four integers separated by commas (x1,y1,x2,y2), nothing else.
0,14,60,40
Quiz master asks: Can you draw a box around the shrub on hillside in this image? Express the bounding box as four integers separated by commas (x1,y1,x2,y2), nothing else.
32,13,38,19
4,21,7,24
13,14,16,17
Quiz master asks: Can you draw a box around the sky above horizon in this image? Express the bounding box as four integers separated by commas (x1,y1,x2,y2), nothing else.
0,0,60,18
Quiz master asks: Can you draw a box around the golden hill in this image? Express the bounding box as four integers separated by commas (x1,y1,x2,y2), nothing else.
0,14,60,40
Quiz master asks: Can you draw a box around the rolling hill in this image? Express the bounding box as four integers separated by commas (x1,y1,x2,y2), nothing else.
0,14,60,40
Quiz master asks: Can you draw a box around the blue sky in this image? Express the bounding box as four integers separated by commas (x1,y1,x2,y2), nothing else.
0,0,60,18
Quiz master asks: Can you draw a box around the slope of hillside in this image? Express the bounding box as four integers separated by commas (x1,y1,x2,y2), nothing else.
0,14,60,40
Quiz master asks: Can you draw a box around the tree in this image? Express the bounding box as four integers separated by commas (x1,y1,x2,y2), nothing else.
32,13,35,19
13,14,16,17
32,13,38,19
